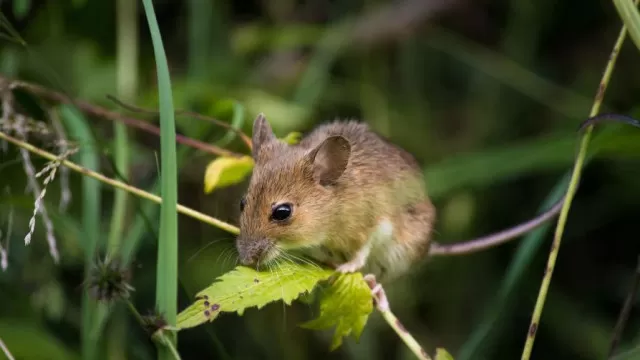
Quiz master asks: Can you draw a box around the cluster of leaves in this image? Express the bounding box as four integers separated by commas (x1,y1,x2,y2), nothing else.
175,262,376,350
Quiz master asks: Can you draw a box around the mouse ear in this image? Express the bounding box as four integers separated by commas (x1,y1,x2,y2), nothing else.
252,113,276,158
306,135,351,186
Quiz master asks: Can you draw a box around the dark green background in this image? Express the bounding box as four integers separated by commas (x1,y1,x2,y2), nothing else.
1,1,640,359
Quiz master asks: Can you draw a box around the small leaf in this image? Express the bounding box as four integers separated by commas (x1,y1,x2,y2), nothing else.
301,272,374,350
435,348,455,360
281,132,303,145
176,262,334,330
203,155,254,194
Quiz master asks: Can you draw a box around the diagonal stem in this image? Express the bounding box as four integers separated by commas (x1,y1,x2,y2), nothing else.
0,337,15,360
519,6,635,359
0,130,240,235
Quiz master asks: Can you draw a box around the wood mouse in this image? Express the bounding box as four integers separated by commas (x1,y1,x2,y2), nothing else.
235,112,640,308
237,114,437,286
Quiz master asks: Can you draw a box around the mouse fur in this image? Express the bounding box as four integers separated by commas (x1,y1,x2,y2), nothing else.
236,114,436,282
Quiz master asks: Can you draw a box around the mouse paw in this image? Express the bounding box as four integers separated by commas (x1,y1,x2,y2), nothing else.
335,245,371,274
335,255,367,273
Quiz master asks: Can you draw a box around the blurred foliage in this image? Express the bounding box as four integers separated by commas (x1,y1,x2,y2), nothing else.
1,0,640,359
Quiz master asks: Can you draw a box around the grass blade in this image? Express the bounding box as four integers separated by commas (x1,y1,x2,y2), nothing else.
141,0,179,358
613,0,640,52
59,105,103,360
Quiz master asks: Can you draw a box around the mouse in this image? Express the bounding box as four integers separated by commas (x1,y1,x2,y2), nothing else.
237,114,437,287
235,112,640,308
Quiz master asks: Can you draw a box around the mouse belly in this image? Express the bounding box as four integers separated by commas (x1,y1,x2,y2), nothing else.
353,200,435,282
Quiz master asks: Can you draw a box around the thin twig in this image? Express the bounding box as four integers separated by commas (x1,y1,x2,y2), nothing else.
519,5,635,358
0,75,242,158
378,304,431,360
106,94,253,150
0,337,15,360
0,130,240,235
608,255,640,359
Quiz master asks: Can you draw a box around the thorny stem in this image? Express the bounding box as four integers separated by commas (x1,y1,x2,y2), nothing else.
0,130,240,235
519,7,634,359
0,75,243,158
0,337,15,360
607,256,640,358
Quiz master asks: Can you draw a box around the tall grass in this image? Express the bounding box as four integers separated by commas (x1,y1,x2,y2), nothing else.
59,105,103,360
140,0,179,358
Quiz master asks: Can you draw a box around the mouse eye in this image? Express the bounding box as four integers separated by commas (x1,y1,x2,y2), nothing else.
270,203,293,222
240,197,247,212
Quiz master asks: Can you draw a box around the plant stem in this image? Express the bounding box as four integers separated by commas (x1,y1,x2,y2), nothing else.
379,306,431,360
0,130,240,235
0,337,15,360
519,8,634,359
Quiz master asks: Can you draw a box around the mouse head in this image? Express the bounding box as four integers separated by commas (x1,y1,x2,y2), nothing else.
236,114,351,268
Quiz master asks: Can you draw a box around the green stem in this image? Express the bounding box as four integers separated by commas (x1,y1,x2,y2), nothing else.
107,0,137,260
519,6,635,359
0,130,238,234
379,307,431,360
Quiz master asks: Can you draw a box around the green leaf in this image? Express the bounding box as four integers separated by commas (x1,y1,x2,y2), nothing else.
300,272,374,351
613,0,640,53
203,155,254,194
176,263,334,330
435,348,455,360
281,132,303,145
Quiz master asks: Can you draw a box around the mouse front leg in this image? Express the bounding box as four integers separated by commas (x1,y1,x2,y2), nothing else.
335,217,394,274
335,242,373,273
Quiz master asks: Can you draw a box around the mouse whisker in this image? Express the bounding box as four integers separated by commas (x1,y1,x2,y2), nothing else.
186,239,223,264
282,251,322,272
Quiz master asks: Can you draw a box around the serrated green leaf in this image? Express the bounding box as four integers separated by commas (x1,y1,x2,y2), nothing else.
176,263,334,330
203,155,254,193
281,131,303,145
300,272,373,351
435,348,455,360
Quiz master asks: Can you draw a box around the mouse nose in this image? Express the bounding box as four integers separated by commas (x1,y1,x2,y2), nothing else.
236,236,270,268
238,251,258,267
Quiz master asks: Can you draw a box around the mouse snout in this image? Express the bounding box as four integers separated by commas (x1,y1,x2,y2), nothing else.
236,235,274,267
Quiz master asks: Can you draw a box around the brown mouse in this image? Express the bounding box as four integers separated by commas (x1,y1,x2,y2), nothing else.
236,114,436,286
235,112,640,308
